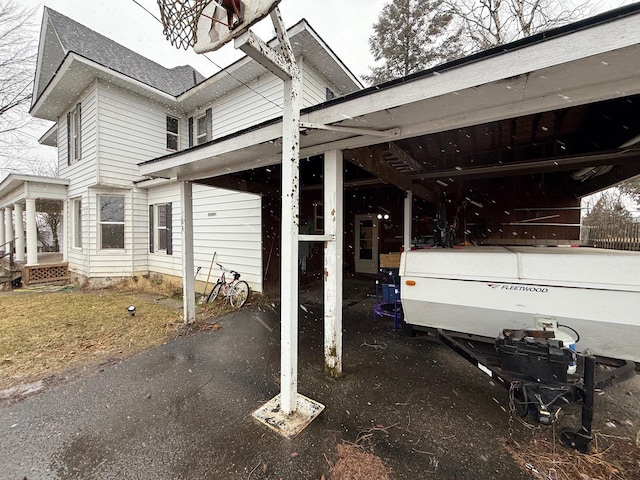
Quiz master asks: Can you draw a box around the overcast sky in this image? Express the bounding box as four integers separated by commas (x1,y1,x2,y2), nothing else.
8,0,636,184
21,0,390,81
21,0,634,82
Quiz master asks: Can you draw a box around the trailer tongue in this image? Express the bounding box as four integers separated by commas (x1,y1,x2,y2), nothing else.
398,246,639,453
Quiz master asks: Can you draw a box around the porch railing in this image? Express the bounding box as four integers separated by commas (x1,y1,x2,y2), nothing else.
582,223,640,251
0,239,15,266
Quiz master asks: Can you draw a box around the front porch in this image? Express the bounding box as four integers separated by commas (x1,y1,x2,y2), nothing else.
0,174,69,288
1,252,69,289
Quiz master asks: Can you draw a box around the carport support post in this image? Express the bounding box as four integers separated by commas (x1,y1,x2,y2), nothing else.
180,181,196,324
404,190,413,252
242,10,324,437
279,71,302,415
324,149,343,376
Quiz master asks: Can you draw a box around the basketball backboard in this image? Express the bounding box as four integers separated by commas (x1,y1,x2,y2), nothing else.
193,0,282,54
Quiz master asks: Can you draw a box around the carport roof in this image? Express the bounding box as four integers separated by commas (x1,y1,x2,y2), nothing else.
139,4,640,199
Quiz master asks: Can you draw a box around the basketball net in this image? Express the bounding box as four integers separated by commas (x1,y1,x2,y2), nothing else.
156,0,213,50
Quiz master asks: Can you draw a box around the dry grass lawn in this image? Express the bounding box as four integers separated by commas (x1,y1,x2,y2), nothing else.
0,287,187,391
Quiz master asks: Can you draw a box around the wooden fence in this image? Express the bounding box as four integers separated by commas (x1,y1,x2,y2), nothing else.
582,223,640,251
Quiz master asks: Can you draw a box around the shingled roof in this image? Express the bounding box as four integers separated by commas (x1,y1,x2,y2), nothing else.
36,8,204,101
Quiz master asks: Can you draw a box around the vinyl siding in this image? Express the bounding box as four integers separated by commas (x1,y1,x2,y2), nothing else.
97,81,185,186
58,83,98,196
66,194,89,277
195,73,283,140
147,183,263,293
302,62,338,107
131,188,149,274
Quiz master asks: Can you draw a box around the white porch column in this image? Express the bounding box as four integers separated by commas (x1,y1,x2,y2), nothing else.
14,203,25,262
25,199,38,265
0,208,5,250
5,206,14,253
404,190,413,253
279,70,302,415
323,149,343,376
180,181,196,324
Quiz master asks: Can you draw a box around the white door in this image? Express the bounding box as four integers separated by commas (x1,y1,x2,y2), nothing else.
355,214,378,274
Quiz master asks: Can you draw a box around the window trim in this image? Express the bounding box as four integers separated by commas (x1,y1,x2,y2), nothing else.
149,202,172,255
196,114,207,145
71,198,82,249
67,102,82,164
98,194,125,250
166,115,179,151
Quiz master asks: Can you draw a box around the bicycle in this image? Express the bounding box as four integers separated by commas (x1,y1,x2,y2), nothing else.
206,263,250,308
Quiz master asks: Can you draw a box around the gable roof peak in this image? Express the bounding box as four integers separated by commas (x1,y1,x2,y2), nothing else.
36,7,205,99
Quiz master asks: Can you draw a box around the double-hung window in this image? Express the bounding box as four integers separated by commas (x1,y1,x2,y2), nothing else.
67,103,82,164
166,115,179,151
188,108,212,147
72,198,82,248
99,195,125,249
196,114,207,145
149,203,172,254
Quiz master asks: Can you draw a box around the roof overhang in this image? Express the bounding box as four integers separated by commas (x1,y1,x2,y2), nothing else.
39,123,58,147
140,8,640,183
30,53,178,121
0,175,69,208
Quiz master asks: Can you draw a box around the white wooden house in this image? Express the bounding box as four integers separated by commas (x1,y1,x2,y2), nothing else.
0,8,361,290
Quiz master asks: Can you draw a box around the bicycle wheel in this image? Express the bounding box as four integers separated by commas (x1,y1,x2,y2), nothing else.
229,281,250,308
207,282,222,303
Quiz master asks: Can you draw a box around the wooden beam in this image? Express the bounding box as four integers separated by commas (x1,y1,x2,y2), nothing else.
387,142,425,172
410,148,640,182
346,146,435,202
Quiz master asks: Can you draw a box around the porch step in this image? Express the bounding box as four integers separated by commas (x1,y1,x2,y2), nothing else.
0,267,22,290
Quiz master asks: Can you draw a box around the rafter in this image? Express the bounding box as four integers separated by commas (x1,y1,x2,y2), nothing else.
346,146,435,202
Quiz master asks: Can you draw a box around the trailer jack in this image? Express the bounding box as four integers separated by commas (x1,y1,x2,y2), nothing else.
438,330,635,454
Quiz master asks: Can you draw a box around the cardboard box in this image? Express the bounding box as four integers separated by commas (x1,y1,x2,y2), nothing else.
379,253,401,268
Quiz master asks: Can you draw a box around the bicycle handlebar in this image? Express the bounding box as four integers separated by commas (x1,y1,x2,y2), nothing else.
216,263,240,278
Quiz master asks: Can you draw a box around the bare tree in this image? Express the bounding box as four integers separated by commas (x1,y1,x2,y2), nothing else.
0,1,37,136
446,0,593,53
0,1,57,181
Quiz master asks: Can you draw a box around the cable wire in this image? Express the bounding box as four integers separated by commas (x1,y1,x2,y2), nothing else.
131,0,283,111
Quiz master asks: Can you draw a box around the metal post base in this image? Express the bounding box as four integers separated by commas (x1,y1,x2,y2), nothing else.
560,429,592,454
252,393,325,439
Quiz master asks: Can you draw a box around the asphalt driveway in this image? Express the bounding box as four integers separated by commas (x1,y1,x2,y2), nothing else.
1,283,638,479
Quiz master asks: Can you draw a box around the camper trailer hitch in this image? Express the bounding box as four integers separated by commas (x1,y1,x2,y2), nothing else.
438,330,636,454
